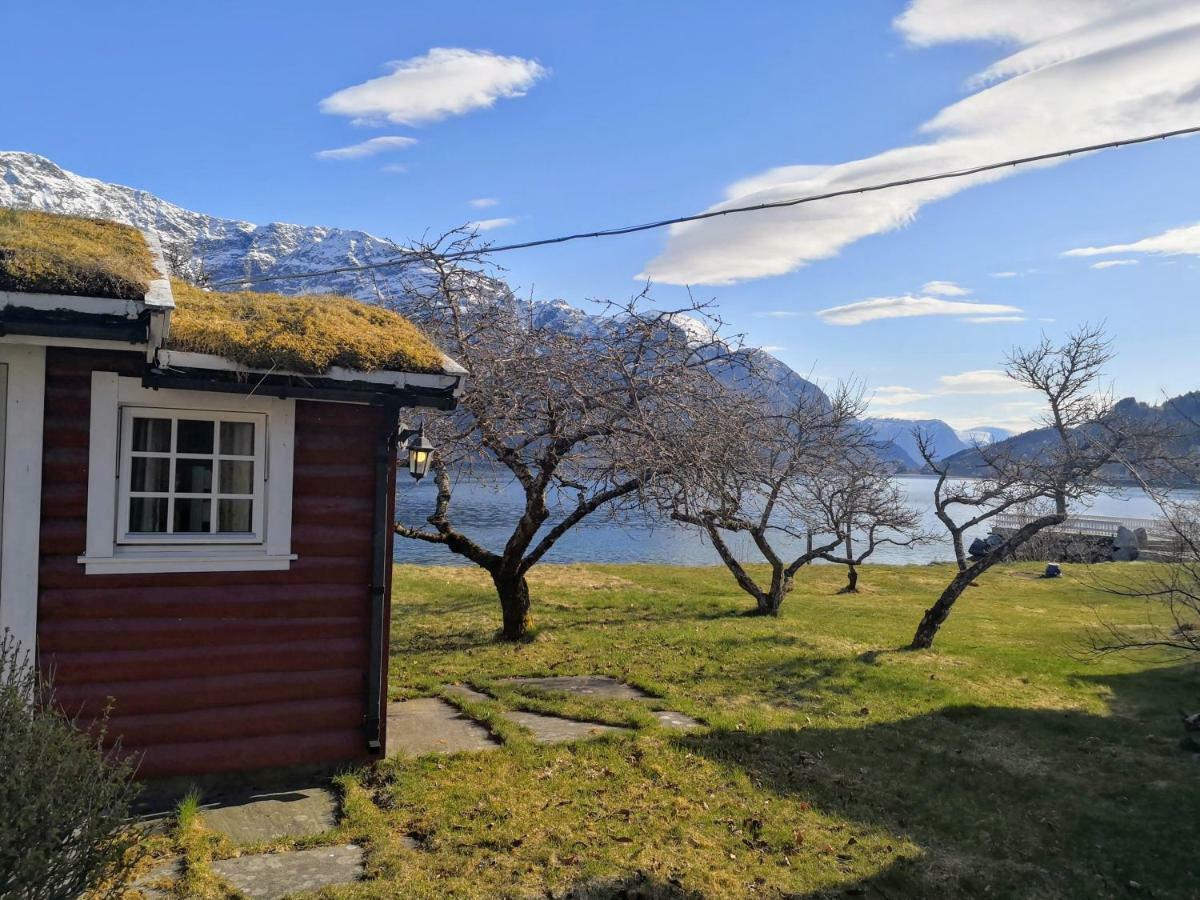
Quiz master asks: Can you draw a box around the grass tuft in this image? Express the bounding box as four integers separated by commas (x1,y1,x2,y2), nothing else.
168,279,447,375
0,208,155,300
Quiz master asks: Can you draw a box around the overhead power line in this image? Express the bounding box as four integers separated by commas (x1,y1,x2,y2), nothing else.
212,124,1200,290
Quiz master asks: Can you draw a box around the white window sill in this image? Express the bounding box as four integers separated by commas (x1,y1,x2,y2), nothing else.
77,551,297,575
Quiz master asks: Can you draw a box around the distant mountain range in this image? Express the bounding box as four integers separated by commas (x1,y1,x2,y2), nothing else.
942,392,1200,482
0,151,1022,470
0,151,821,406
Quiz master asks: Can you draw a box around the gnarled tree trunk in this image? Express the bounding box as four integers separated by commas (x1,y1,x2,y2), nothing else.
492,569,532,641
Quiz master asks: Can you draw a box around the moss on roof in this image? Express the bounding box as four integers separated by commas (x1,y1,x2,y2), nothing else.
0,208,156,300
168,279,447,375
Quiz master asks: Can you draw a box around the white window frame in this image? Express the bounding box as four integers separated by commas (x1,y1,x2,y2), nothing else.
117,407,267,545
79,373,296,575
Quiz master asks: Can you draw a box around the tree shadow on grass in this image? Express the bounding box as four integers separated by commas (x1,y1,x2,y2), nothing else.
559,871,702,899
677,663,1200,898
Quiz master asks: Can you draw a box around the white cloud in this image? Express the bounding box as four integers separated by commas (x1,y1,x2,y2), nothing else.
816,295,1022,326
314,136,417,160
966,315,1026,323
938,369,1029,394
751,310,801,318
1089,258,1139,269
469,197,500,208
468,217,517,232
1064,222,1200,260
990,271,1020,278
870,385,935,407
642,2,1200,285
319,48,547,126
921,280,969,296
380,163,409,174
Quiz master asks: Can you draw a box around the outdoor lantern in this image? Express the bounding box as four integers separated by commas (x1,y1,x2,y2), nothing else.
403,427,436,480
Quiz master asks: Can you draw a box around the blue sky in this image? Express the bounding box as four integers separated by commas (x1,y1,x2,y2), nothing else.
3,1,1199,432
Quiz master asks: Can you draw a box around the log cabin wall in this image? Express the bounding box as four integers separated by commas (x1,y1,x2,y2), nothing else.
37,347,391,777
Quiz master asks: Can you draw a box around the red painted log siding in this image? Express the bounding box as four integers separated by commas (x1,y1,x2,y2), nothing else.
37,348,393,777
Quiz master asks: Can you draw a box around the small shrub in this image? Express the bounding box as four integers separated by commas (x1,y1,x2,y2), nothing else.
0,631,143,898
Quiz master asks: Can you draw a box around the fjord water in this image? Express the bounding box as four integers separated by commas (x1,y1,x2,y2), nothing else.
393,475,1183,567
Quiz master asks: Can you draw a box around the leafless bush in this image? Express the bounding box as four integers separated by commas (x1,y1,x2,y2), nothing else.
0,630,143,898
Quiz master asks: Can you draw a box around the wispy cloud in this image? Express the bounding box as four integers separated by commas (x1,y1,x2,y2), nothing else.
469,197,499,208
759,345,787,353
938,369,1029,395
468,217,517,232
751,310,802,318
314,136,417,160
1090,258,1139,269
642,2,1200,285
966,315,1026,324
380,163,409,174
817,295,1022,326
870,385,935,407
1065,222,1200,260
921,280,969,296
320,48,547,126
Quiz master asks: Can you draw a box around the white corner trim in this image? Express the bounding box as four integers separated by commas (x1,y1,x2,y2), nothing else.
0,345,46,656
84,372,120,561
83,373,297,575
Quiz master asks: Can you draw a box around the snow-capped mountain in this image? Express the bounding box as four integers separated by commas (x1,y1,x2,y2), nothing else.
955,426,1014,447
0,151,413,298
0,151,823,410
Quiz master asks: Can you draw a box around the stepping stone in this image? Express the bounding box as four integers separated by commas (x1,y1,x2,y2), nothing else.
129,857,182,898
501,675,654,700
501,710,630,744
443,683,492,703
651,709,703,730
387,697,499,756
199,786,337,845
210,844,364,900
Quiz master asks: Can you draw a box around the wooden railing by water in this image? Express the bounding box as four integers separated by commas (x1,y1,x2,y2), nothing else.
992,512,1172,539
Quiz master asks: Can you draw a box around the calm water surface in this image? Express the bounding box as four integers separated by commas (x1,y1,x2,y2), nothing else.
393,475,1183,567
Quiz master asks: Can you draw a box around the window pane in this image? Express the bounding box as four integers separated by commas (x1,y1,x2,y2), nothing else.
130,457,170,492
131,417,170,452
177,419,214,454
219,459,255,494
220,421,255,456
173,498,211,533
128,497,168,532
218,499,253,533
175,459,213,493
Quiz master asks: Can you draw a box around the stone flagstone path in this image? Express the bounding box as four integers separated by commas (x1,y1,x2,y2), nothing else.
386,697,500,755
199,785,338,844
501,710,631,743
150,675,701,898
209,845,365,900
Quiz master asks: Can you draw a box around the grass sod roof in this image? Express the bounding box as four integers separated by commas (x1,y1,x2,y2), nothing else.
0,208,157,301
167,279,448,375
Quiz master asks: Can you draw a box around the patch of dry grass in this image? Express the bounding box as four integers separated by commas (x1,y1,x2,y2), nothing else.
0,208,155,300
168,280,447,375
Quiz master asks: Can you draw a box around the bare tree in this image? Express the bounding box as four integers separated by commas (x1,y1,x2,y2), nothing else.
1087,493,1200,657
910,324,1166,649
663,383,916,614
818,466,927,593
1085,408,1200,658
387,231,738,640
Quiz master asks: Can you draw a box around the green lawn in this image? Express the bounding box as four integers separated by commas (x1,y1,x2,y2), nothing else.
147,562,1200,898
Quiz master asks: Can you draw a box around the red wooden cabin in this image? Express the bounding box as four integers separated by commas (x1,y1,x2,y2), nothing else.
0,211,463,777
